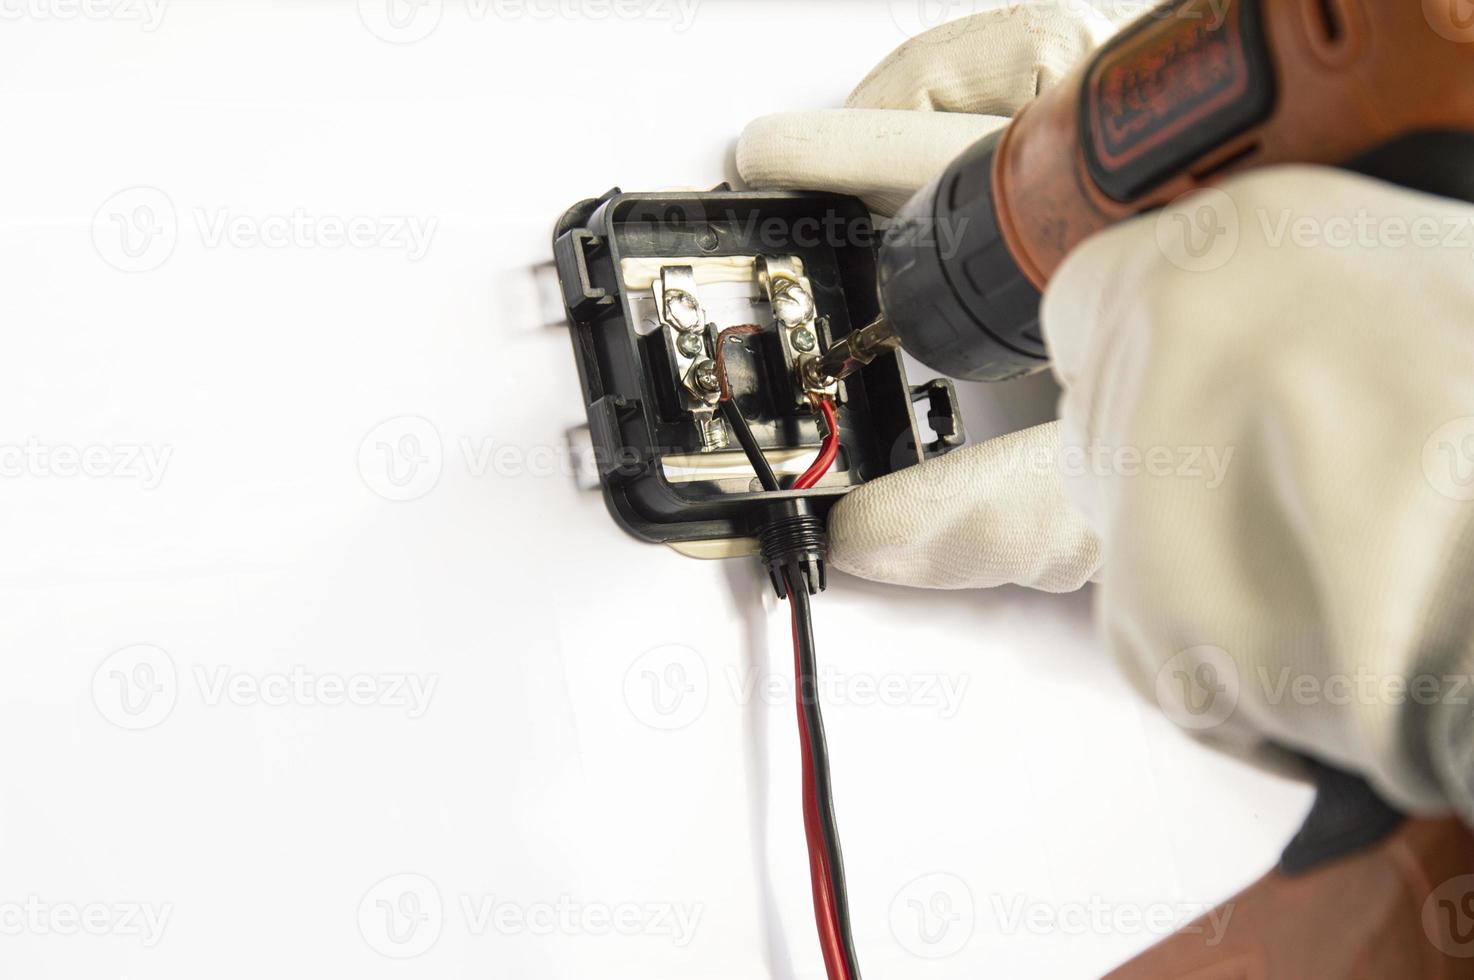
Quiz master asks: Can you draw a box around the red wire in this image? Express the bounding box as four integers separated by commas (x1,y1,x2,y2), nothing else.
790,593,854,980
805,782,848,980
794,399,839,490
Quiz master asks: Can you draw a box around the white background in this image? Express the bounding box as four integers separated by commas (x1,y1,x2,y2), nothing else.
0,1,1313,977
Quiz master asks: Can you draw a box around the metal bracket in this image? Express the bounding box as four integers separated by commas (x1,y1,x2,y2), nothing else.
756,256,838,407
654,266,728,452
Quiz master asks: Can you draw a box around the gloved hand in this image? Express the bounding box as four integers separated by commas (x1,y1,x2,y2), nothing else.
738,4,1129,591
1045,167,1474,819
740,12,1474,819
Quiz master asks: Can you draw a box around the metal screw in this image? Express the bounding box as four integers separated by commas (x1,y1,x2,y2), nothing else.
695,360,720,394
664,289,703,332
791,326,817,353
772,278,814,328
801,357,834,390
677,331,705,358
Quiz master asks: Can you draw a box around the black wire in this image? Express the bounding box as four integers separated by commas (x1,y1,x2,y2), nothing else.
720,398,780,493
722,330,857,971
786,570,862,978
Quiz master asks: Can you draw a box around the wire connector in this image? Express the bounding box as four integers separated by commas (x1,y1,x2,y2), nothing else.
758,499,827,598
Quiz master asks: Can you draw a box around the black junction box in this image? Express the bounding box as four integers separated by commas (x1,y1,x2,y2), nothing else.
553,185,964,552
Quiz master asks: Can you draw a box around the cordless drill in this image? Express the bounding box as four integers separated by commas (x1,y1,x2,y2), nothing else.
818,0,1474,383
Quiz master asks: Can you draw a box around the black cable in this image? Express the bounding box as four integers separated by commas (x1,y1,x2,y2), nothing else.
723,327,857,974
786,570,862,978
720,398,780,493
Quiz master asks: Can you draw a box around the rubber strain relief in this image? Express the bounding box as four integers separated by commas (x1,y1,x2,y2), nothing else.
758,499,827,599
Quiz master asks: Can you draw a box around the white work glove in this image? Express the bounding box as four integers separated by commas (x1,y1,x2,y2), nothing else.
1046,166,1474,818
741,11,1474,819
738,4,1130,591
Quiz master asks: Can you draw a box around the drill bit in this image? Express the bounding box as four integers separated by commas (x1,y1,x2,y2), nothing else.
809,315,901,385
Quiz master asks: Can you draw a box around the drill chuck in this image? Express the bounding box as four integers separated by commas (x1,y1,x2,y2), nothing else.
876,129,1047,382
